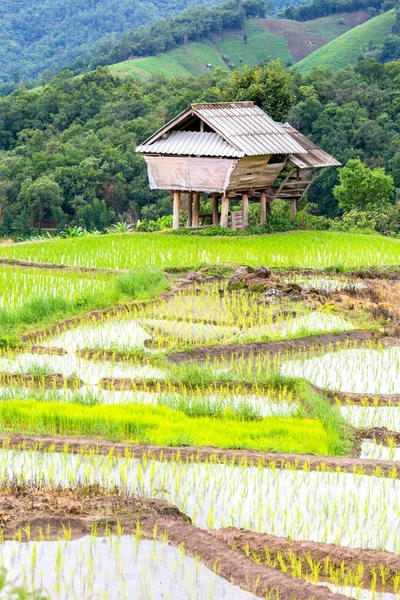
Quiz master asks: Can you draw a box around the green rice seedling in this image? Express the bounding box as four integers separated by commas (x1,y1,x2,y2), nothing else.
0,400,333,455
1,231,400,269
0,266,169,347
0,534,259,599
115,269,169,300
0,266,114,311
279,344,400,396
0,448,399,553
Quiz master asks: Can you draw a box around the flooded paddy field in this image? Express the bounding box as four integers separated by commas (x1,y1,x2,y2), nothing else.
0,256,400,598
0,536,258,600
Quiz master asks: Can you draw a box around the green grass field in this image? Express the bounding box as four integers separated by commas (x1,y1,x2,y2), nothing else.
216,20,292,68
108,12,371,80
110,42,227,79
297,10,396,73
1,231,400,270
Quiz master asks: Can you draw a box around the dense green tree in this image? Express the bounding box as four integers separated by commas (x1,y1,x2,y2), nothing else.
333,158,395,211
379,35,400,62
18,176,64,233
280,0,388,20
224,61,295,121
77,198,115,231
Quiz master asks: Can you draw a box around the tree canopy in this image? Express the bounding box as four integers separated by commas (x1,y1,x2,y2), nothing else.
0,0,227,88
333,158,395,211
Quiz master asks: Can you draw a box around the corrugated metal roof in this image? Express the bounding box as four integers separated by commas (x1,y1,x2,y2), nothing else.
282,124,341,168
191,103,307,155
136,130,243,158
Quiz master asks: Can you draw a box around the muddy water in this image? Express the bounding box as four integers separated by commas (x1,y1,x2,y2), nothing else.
41,310,355,354
320,581,399,600
340,406,400,432
0,353,164,385
42,319,152,353
0,536,257,600
360,440,400,461
280,348,400,395
1,449,399,553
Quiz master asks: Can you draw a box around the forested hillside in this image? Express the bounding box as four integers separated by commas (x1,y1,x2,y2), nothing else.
76,0,399,83
280,0,393,20
0,0,227,88
0,59,398,234
0,0,311,91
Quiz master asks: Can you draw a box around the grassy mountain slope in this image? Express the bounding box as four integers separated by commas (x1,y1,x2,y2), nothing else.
297,9,396,73
109,11,371,79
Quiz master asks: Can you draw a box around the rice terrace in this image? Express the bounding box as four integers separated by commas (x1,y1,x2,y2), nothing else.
0,225,399,598
1,0,400,593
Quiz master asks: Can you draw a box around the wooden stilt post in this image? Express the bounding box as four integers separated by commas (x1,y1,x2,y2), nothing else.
242,192,249,230
187,193,193,227
221,196,229,228
193,192,200,227
290,198,297,218
212,193,219,226
173,191,181,229
260,191,267,225
266,195,272,213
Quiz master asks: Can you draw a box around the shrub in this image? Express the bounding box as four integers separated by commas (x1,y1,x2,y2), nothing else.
331,203,392,234
376,201,400,235
295,202,332,230
136,215,173,232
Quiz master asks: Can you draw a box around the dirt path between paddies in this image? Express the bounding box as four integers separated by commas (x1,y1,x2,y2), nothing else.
98,376,400,410
0,256,128,274
3,255,400,281
1,486,397,598
167,329,384,364
213,528,400,586
325,388,400,406
359,426,400,445
274,265,400,280
0,486,349,600
0,434,398,478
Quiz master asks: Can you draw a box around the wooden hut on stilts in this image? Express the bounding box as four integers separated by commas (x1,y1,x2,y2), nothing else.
136,102,340,230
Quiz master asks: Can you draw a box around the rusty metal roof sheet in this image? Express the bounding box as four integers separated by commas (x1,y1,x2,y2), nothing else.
282,124,341,168
191,103,307,156
136,130,243,158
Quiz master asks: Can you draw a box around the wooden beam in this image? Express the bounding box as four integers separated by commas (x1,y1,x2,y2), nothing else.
260,191,267,225
296,168,321,203
221,196,229,228
173,191,181,229
187,193,193,227
193,192,200,227
290,198,297,218
212,193,219,226
242,192,249,230
272,166,295,200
